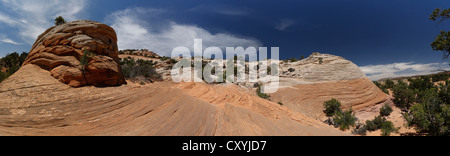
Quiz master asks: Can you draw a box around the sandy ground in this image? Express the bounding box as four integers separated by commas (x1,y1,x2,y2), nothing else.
0,64,347,136
355,94,416,136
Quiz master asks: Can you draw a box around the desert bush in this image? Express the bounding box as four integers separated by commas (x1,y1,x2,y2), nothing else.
289,58,298,62
438,83,450,104
352,122,367,136
373,81,382,88
364,115,399,136
382,88,389,95
256,85,271,100
380,121,399,136
277,102,283,105
0,52,28,68
431,72,450,82
332,108,358,131
0,52,28,83
408,76,434,92
393,81,415,110
318,58,323,64
380,103,393,117
323,98,342,117
0,71,7,83
365,115,385,131
120,58,161,82
80,49,95,72
404,88,449,136
385,79,395,89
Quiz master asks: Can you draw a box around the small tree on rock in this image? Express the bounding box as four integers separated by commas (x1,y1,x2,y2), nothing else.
55,16,67,26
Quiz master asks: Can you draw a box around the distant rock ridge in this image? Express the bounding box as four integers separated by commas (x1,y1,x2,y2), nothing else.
272,52,388,119
22,20,126,87
280,52,366,82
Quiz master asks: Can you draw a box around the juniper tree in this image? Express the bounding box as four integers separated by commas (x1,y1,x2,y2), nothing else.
55,16,67,26
430,8,450,60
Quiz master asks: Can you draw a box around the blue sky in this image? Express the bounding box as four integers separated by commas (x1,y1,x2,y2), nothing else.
0,0,449,80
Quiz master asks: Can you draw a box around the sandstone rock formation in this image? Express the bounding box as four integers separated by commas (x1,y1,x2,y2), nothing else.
22,20,126,87
0,64,346,136
0,25,385,137
280,52,365,81
271,53,389,119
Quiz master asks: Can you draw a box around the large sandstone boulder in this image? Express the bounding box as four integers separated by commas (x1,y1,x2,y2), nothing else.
22,20,126,87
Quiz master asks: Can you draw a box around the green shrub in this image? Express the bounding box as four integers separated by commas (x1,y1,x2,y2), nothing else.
408,77,434,92
256,85,270,100
364,115,399,136
385,79,395,89
318,58,323,64
80,49,95,72
289,58,298,62
393,81,415,110
332,108,358,131
0,71,7,83
373,81,382,88
404,88,449,136
323,98,342,117
352,123,367,136
365,115,385,131
431,72,450,82
54,16,66,26
382,88,390,95
381,121,399,136
380,103,393,117
300,55,305,60
277,102,283,106
0,52,28,83
120,58,161,82
438,84,450,104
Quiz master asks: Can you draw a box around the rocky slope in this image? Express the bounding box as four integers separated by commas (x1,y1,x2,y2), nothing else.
0,64,345,136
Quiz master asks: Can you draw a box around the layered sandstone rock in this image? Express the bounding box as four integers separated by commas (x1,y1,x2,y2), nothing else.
22,20,126,87
0,64,346,136
280,52,365,81
271,53,389,119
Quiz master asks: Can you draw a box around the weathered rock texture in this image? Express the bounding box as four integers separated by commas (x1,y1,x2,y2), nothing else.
22,20,126,87
0,65,346,136
280,53,365,81
271,53,388,119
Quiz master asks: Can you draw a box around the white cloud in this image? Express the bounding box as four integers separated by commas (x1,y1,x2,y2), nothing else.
360,62,450,81
107,7,262,57
275,19,296,31
0,34,21,45
1,38,21,45
0,0,86,44
189,5,252,16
